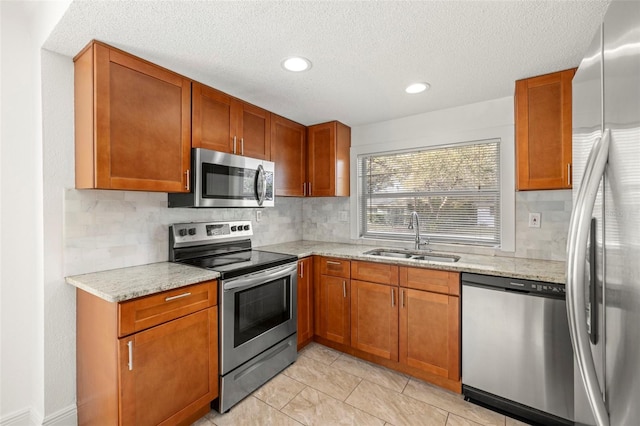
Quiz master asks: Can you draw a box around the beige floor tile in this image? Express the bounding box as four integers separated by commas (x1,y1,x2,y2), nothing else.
283,353,362,400
446,413,485,426
332,353,409,392
211,396,302,426
299,342,342,365
191,415,214,426
282,386,385,426
403,379,505,426
346,379,448,426
505,417,530,426
253,373,307,410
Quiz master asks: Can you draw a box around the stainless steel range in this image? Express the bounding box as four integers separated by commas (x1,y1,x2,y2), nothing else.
169,220,298,413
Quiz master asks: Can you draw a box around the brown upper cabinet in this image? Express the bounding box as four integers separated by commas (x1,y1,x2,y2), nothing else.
192,82,271,160
270,114,307,196
74,41,191,192
515,68,576,190
306,121,351,197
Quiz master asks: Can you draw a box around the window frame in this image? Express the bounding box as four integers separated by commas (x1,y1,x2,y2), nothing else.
357,138,503,248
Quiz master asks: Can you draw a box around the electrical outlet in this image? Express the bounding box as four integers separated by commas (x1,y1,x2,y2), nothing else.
256,210,262,222
528,212,541,228
339,211,349,222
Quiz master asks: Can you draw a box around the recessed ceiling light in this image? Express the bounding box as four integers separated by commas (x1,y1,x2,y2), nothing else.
282,57,312,72
405,82,430,94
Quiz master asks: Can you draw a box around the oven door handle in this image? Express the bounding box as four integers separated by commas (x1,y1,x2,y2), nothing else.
223,263,297,291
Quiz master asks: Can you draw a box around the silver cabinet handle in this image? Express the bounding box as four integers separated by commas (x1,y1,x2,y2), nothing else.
127,340,133,371
185,169,190,191
401,289,405,308
391,288,395,307
233,136,237,154
300,262,304,278
309,182,312,196
343,281,346,298
568,163,572,187
326,261,341,265
566,129,610,426
303,182,306,197
241,138,244,156
165,292,191,302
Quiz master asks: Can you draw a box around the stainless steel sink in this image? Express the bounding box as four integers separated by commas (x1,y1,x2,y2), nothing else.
363,249,460,263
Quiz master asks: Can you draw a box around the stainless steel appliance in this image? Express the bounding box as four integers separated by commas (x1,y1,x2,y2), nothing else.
568,1,640,425
169,221,298,412
462,273,574,425
168,148,275,208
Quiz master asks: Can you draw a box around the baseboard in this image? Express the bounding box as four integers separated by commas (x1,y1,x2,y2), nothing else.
42,405,77,426
1,408,34,426
0,405,76,426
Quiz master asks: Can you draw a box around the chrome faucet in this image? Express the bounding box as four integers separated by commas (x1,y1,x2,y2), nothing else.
408,211,429,250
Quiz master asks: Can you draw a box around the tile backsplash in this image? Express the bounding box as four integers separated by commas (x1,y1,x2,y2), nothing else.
64,189,302,275
64,188,572,276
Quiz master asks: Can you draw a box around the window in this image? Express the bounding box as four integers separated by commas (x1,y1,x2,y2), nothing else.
358,139,501,247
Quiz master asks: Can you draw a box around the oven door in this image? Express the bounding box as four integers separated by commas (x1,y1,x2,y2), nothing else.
220,262,297,374
195,148,274,208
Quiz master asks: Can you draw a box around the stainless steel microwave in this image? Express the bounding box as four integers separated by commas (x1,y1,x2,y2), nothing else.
168,148,274,208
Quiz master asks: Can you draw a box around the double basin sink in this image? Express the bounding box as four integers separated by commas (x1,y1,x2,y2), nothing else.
363,248,460,263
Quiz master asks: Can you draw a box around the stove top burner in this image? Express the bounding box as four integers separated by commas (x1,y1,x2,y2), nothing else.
169,221,297,280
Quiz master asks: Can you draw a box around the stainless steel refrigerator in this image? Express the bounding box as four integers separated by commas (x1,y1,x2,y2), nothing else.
568,1,640,425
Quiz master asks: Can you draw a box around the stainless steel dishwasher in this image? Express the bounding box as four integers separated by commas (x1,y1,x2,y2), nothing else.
462,273,574,425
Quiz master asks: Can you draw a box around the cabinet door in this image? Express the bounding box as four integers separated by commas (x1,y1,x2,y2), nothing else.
234,100,271,160
119,307,218,426
271,114,306,196
307,121,350,197
297,257,314,349
192,82,233,153
351,280,399,361
399,289,460,381
318,275,350,345
515,69,575,190
85,43,191,192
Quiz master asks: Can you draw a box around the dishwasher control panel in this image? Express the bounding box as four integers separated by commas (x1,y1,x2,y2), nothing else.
462,273,566,299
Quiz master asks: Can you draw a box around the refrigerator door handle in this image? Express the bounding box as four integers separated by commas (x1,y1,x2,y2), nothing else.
567,128,611,426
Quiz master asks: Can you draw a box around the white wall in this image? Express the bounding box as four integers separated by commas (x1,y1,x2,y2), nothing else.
1,2,72,425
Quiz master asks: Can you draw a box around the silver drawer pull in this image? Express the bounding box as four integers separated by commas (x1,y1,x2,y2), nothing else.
165,292,191,302
127,340,133,371
326,261,341,265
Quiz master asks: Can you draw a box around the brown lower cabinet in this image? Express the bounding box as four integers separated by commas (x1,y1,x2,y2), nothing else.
297,257,314,350
77,281,218,426
313,257,461,393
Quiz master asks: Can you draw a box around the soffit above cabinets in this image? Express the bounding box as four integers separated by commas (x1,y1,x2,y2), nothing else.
44,0,610,127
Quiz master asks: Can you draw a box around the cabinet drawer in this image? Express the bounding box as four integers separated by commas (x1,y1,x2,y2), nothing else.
319,257,351,278
351,261,398,285
119,280,217,337
399,267,460,296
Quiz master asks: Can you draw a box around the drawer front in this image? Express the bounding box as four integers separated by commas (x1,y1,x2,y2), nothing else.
119,280,217,337
319,257,351,278
399,267,460,296
351,261,398,285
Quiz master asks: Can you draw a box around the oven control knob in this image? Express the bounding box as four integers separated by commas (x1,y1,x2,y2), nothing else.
231,226,237,232
188,228,196,236
243,225,250,231
178,229,187,237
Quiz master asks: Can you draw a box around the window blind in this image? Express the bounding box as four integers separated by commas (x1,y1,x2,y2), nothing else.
358,139,501,247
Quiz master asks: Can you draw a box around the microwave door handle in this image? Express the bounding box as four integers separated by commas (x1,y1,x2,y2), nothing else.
255,164,266,206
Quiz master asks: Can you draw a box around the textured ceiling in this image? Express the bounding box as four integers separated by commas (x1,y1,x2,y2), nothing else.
44,0,610,127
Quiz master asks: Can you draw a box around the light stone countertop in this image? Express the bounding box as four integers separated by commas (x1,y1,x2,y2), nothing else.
65,262,219,303
66,240,566,304
257,240,566,284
